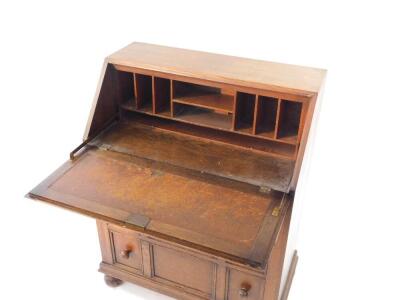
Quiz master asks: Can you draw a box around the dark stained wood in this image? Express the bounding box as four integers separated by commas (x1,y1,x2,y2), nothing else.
28,148,288,267
277,100,302,143
121,96,298,146
119,110,297,159
85,64,120,138
135,73,153,112
89,121,294,192
173,104,233,130
104,275,123,287
234,92,256,133
153,77,171,115
255,96,279,138
110,68,303,147
29,43,325,300
173,93,234,113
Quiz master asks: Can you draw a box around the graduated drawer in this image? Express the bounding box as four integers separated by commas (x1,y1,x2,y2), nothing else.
226,268,265,300
108,226,143,273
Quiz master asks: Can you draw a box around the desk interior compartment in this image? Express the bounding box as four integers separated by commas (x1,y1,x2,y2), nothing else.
153,77,171,116
276,100,302,143
234,92,256,134
135,74,153,112
254,96,279,138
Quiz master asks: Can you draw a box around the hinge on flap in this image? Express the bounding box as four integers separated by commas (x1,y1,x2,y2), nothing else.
272,206,281,217
271,193,288,217
99,143,112,151
259,186,272,193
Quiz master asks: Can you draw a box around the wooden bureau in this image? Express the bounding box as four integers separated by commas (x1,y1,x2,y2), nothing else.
27,42,326,299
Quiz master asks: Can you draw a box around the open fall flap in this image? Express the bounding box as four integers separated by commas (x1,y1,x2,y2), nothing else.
28,144,290,268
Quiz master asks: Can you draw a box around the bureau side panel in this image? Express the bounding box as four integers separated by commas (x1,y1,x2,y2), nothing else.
279,78,326,299
263,202,292,300
96,220,113,264
84,61,132,139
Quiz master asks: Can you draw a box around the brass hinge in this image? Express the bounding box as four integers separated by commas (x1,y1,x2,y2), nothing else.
259,186,272,193
272,193,288,217
272,206,281,217
99,143,112,151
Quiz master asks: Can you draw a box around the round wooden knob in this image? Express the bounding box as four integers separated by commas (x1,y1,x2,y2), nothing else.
120,249,132,259
239,283,251,297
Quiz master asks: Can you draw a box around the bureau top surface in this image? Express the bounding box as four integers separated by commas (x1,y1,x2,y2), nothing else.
108,42,326,95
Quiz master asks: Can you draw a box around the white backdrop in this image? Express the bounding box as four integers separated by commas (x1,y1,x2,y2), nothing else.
0,1,399,299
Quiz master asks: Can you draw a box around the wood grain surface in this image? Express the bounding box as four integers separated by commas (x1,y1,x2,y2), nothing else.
108,42,326,95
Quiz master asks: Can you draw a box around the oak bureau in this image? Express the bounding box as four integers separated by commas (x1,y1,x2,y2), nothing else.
28,42,326,300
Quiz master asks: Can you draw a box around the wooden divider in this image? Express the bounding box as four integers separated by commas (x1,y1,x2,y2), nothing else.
153,77,171,116
118,70,306,159
254,96,279,138
134,74,153,112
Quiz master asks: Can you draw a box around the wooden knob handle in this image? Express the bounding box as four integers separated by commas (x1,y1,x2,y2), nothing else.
239,283,251,297
120,249,132,259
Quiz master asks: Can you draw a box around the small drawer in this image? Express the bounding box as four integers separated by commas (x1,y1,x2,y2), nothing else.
109,229,143,272
227,269,265,300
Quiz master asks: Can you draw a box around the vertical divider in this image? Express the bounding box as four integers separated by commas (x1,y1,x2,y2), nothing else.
231,91,238,130
135,74,153,112
151,76,156,114
133,73,139,109
274,98,282,139
168,79,172,117
170,80,175,117
131,72,136,107
252,95,260,135
293,101,308,157
296,101,307,144
153,77,172,116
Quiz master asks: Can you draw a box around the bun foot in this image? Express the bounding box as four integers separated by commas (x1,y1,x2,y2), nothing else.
104,275,123,287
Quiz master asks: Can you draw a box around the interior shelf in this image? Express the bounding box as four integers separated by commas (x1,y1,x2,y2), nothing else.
173,93,234,113
173,103,233,131
115,69,304,158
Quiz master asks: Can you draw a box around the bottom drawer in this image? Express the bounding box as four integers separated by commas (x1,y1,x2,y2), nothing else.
109,229,143,271
227,269,265,300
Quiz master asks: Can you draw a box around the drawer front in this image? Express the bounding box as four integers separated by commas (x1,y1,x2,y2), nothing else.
152,244,215,297
227,269,265,300
110,229,143,272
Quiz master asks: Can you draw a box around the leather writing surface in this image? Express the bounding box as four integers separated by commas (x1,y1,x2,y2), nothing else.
29,148,286,267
